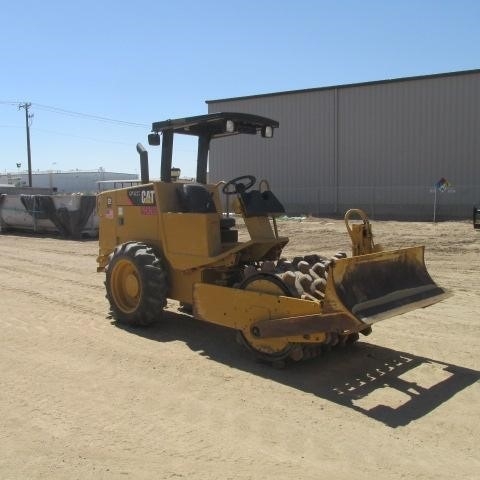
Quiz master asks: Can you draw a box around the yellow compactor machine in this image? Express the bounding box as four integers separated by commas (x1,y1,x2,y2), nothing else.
96,112,448,364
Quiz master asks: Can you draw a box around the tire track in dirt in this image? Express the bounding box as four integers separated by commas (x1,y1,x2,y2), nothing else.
0,251,96,275
0,264,102,291
0,282,105,319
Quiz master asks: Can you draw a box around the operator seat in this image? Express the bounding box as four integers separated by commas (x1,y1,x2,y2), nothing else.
178,184,216,213
177,184,238,242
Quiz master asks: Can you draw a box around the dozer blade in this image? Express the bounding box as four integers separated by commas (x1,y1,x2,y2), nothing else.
192,246,448,347
324,246,450,325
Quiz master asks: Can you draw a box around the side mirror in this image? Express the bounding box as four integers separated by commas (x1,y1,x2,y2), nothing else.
148,133,160,146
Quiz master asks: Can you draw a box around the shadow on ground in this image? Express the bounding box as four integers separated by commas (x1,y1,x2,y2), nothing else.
114,309,479,428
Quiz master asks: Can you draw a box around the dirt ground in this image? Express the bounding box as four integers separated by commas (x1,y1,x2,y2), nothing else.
0,218,479,479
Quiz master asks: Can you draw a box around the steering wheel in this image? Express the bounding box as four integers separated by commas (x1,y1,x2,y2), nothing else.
222,175,256,195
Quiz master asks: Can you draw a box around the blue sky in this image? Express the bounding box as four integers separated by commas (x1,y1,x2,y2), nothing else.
1,0,479,178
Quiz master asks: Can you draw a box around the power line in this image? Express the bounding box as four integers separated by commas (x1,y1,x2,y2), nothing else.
1,100,150,128
32,103,149,128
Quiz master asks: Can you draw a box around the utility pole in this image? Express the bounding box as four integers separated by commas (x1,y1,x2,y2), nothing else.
19,102,33,187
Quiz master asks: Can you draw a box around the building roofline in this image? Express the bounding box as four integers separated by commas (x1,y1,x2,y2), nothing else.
206,68,480,104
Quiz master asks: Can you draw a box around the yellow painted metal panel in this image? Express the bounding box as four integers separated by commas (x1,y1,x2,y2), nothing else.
193,283,321,330
162,212,221,257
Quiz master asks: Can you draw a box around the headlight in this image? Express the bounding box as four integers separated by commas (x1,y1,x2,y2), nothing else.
226,120,235,133
261,125,274,138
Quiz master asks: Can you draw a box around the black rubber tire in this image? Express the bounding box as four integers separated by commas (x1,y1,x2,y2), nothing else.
105,242,168,326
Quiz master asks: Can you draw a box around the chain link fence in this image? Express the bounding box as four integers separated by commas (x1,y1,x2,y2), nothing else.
273,185,479,220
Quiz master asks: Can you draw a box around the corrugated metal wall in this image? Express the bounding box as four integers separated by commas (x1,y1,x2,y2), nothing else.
207,70,480,219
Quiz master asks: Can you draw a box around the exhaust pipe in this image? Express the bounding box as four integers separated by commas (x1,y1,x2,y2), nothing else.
136,143,150,184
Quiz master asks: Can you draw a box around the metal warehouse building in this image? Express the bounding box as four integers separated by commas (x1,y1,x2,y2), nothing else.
207,69,480,220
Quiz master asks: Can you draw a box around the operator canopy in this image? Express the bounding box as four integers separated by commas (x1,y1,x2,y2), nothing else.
149,112,279,142
147,112,279,184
